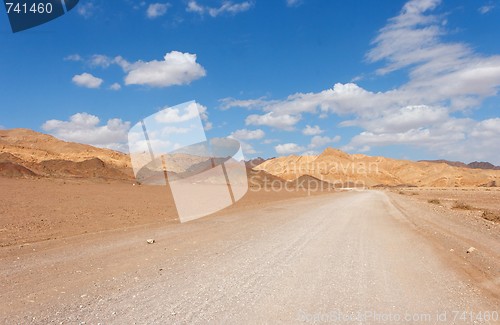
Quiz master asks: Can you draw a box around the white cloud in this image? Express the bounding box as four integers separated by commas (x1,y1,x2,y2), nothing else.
42,113,130,151
302,125,324,136
72,73,103,89
64,54,82,62
90,54,112,68
124,51,206,87
113,55,131,70
345,117,500,164
226,0,500,164
308,135,340,149
286,0,302,7
240,140,258,155
478,5,494,14
77,2,96,18
150,101,213,131
208,1,251,17
147,3,170,18
245,112,301,130
230,128,265,140
155,102,204,123
262,138,279,144
109,83,121,91
203,121,213,131
275,143,305,155
160,126,191,135
187,1,252,17
219,97,272,110
186,0,204,14
340,105,448,134
67,52,206,88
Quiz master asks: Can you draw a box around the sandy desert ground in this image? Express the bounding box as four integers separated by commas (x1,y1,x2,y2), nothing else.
0,177,334,249
395,187,500,222
1,178,499,324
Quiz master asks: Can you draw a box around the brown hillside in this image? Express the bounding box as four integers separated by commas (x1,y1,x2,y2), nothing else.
254,148,500,188
0,128,134,181
0,162,37,178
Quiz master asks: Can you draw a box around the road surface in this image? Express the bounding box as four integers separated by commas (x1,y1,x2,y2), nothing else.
1,190,499,324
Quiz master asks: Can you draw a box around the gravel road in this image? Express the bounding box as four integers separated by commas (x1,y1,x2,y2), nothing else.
1,190,499,324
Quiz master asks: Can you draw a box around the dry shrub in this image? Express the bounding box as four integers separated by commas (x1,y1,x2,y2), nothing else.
481,210,500,223
428,199,440,204
452,201,473,210
397,191,419,196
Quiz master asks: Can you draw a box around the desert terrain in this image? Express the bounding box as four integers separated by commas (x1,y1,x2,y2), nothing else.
1,129,499,323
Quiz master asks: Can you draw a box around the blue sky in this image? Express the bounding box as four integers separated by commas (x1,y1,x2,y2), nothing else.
1,0,500,164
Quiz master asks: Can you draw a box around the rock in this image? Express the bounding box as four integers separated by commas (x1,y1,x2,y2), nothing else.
449,249,454,252
146,239,155,244
466,247,476,253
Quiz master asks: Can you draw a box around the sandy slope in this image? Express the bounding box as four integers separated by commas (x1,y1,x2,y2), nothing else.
0,177,328,247
255,148,500,187
1,190,498,324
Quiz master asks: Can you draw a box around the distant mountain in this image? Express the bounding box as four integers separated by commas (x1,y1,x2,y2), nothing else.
245,157,268,168
419,160,468,168
468,161,500,170
420,159,500,170
255,148,500,188
0,128,133,181
0,129,284,188
3,129,499,188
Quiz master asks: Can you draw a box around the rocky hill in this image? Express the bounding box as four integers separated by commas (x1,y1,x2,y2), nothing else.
420,159,500,170
254,148,500,187
0,128,133,181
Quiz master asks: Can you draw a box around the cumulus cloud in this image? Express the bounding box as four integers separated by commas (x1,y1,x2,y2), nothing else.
275,143,305,155
109,83,121,91
64,54,82,62
72,73,103,89
240,141,258,155
187,1,252,17
186,0,204,14
262,138,279,144
124,51,206,87
203,121,213,131
309,135,341,149
147,3,170,18
245,112,301,130
90,54,113,68
77,2,96,18
286,0,302,7
226,0,500,164
66,51,206,88
230,128,265,140
151,101,213,131
345,117,500,164
302,125,324,136
42,113,130,151
155,102,205,123
219,97,272,110
478,5,494,14
339,105,448,134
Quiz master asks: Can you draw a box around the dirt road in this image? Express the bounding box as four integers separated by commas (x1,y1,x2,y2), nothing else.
1,190,499,324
